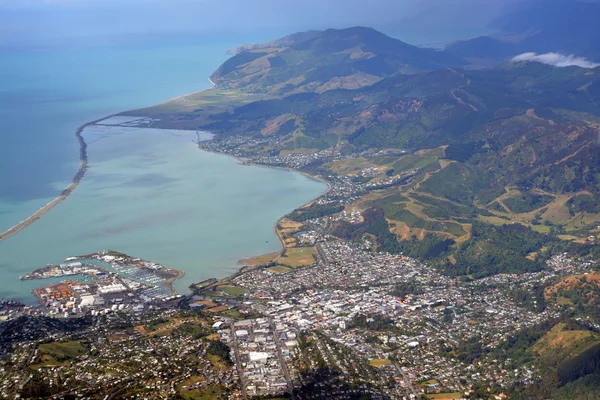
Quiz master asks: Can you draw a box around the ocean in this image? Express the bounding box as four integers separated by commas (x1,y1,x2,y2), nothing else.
0,35,326,302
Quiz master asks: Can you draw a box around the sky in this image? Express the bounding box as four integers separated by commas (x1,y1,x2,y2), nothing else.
0,0,520,48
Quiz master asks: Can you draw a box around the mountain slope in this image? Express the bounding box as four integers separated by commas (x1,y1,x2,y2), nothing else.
200,62,600,272
210,27,465,95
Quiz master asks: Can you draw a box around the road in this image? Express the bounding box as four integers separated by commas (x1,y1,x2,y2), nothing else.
230,322,248,400
269,317,296,400
394,362,418,399
316,243,328,265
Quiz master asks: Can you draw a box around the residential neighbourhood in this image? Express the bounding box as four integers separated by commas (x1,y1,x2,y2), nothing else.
1,230,595,399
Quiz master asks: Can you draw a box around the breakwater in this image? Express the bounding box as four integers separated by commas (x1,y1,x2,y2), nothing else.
0,116,111,243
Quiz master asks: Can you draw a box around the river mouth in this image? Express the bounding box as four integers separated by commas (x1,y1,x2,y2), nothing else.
0,122,327,303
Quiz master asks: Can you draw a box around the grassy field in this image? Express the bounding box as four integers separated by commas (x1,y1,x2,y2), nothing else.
218,285,246,297
240,252,280,266
32,341,87,368
278,218,304,244
531,225,552,234
39,340,86,357
136,89,270,115
180,383,228,400
427,393,464,399
206,354,229,371
532,322,600,361
221,308,244,319
326,157,384,175
193,299,218,308
369,358,391,367
267,265,292,274
128,89,279,131
145,317,205,336
279,219,304,229
279,247,317,268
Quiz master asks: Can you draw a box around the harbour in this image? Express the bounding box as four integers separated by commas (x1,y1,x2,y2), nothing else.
21,250,184,317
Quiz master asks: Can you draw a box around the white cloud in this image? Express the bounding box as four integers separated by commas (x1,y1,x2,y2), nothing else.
512,52,600,69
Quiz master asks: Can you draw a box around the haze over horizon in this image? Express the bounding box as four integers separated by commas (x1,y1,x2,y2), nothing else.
0,0,522,48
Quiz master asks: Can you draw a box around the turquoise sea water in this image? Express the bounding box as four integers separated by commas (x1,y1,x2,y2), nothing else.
0,37,325,302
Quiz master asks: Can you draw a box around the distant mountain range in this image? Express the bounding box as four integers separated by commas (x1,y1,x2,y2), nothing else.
446,0,600,62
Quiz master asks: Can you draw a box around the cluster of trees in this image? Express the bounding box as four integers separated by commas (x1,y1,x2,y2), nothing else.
540,239,600,264
287,203,344,222
510,285,547,313
548,278,600,323
393,233,455,260
450,319,555,366
332,207,389,240
347,313,395,331
444,141,487,163
558,344,600,386
503,193,554,214
206,340,232,364
333,206,594,281
550,374,600,399
448,222,550,278
20,372,56,398
568,194,600,216
391,281,423,298
175,322,211,340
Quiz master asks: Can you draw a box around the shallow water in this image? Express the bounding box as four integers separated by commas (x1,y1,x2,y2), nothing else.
0,35,328,303
0,125,326,302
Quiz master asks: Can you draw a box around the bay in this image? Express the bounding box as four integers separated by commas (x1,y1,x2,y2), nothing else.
0,35,325,302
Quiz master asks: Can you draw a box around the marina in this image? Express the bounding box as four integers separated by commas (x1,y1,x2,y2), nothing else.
21,251,184,317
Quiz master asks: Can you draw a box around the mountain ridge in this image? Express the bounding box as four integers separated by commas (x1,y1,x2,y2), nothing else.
210,27,466,95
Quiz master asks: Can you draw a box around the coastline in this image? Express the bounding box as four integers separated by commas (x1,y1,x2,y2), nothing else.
205,153,333,266
177,149,334,292
260,168,332,263
164,268,185,295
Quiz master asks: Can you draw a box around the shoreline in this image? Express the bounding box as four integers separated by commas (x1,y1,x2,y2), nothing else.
201,153,333,266
164,268,185,295
245,163,332,263
179,150,333,292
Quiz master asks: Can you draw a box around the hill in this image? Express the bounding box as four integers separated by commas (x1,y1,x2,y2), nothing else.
210,27,465,95
130,28,600,278
545,272,600,322
508,320,600,399
199,63,600,277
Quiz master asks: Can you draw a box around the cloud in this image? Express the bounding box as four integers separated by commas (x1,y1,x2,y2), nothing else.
512,52,600,69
